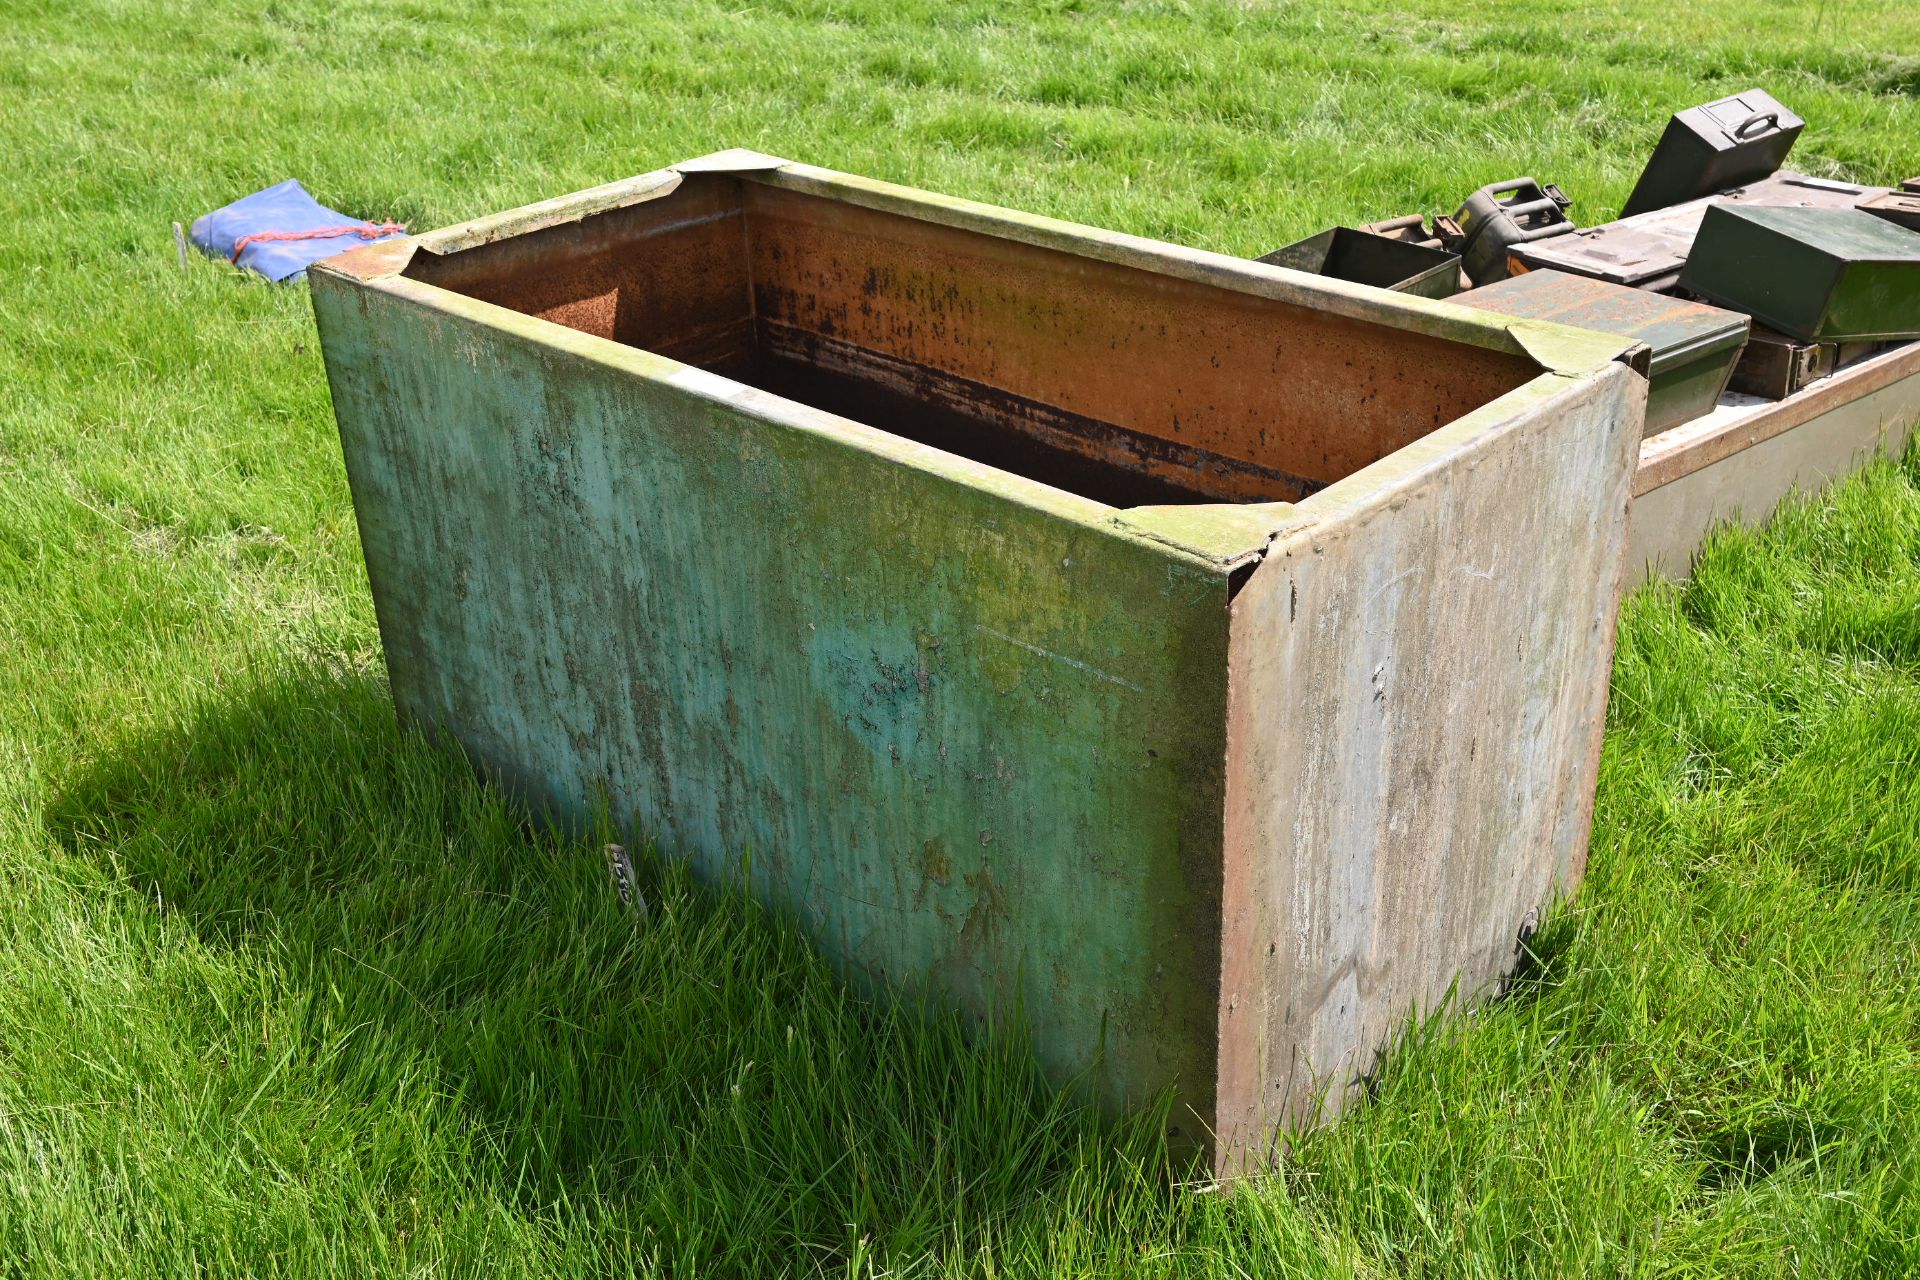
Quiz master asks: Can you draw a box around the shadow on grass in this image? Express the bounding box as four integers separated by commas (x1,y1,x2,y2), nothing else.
1691,1112,1842,1192
1500,908,1576,1004
43,668,1185,1268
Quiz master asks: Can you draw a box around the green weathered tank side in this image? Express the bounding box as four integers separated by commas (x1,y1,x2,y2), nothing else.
312,270,1235,1136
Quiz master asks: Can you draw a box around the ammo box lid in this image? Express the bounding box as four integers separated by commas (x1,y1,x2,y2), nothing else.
1508,216,1687,288
1710,203,1920,260
1453,269,1749,377
1680,204,1920,344
1620,90,1805,218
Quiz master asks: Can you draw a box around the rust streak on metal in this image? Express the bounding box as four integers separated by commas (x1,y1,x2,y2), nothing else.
741,185,1535,490
403,178,754,363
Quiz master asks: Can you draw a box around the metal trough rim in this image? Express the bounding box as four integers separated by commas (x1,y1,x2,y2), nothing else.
313,150,1646,567
1636,338,1920,495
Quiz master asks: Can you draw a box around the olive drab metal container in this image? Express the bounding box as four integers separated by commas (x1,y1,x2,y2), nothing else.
1724,326,1838,400
310,151,1647,1175
1455,270,1749,434
1620,89,1805,217
1681,204,1920,344
1257,226,1461,298
1722,327,1889,400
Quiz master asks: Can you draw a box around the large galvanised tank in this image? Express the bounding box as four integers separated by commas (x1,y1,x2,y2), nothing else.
311,151,1647,1171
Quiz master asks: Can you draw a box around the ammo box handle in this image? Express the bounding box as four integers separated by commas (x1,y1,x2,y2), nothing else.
1506,220,1572,244
1476,178,1563,225
1499,197,1563,221
1733,111,1779,139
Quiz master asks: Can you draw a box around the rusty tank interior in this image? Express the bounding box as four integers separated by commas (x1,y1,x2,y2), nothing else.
404,173,1539,508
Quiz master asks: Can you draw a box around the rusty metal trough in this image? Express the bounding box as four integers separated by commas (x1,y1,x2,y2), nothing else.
311,151,1648,1170
1628,338,1920,584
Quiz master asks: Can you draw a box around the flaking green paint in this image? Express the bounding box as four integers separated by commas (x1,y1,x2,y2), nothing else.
315,273,1236,1134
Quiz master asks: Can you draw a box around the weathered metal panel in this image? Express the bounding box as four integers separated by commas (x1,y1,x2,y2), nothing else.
1216,365,1644,1171
1635,340,1920,495
1857,191,1920,234
737,187,1530,491
1628,342,1920,584
313,270,1236,1135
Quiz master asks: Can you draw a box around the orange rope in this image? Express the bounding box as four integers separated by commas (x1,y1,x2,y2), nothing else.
230,220,405,263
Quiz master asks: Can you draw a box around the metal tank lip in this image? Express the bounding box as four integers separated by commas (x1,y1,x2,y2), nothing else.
312,150,1644,568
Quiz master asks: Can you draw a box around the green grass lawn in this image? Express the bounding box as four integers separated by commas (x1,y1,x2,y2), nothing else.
4,0,1919,1273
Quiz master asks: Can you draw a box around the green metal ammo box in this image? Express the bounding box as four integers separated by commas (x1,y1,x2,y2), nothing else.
1723,326,1837,399
1256,226,1462,299
1620,89,1804,218
1455,270,1749,434
1681,204,1920,344
310,152,1647,1173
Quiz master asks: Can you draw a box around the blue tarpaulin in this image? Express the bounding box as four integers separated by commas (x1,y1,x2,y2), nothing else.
190,180,405,282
